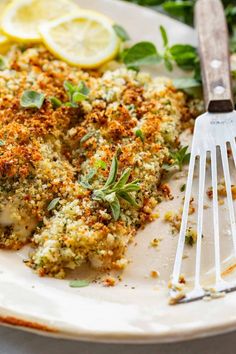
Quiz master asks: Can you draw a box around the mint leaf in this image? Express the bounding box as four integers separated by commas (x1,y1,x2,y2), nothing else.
123,42,162,68
20,90,45,109
113,24,130,42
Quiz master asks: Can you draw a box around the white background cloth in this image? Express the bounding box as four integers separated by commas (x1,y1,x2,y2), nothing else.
1,326,236,354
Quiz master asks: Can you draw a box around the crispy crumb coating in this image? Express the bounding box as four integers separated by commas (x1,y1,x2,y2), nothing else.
0,44,197,277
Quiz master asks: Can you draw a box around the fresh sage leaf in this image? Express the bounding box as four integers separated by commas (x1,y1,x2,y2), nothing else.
110,196,121,221
103,152,118,188
20,90,45,109
0,140,5,146
118,191,139,207
112,168,131,190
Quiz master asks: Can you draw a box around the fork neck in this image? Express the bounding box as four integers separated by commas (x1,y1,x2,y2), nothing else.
195,0,234,113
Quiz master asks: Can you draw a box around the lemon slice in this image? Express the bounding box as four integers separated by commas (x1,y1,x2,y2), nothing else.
1,0,80,42
39,11,120,68
0,0,10,45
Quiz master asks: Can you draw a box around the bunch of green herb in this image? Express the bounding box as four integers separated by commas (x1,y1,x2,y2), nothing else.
124,0,235,31
120,24,201,89
80,151,140,221
49,81,89,108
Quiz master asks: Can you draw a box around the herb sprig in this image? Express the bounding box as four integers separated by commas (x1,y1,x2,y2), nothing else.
80,151,140,221
49,81,90,109
170,146,190,171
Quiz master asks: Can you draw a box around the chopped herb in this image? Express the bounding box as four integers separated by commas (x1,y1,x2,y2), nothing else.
180,184,186,192
47,197,60,211
69,279,90,288
135,129,144,142
170,146,190,170
91,151,140,220
185,227,197,246
20,90,45,109
64,81,89,107
0,56,6,70
122,41,162,69
49,96,62,109
79,168,96,189
113,24,130,41
80,131,96,144
94,160,107,170
0,140,5,146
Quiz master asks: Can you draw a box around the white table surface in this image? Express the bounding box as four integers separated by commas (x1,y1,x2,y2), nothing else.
1,326,236,354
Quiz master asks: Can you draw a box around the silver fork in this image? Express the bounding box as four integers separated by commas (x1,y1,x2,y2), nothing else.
170,0,236,304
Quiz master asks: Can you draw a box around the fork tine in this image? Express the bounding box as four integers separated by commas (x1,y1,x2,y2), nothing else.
172,154,196,285
211,147,222,284
231,139,236,169
194,152,206,291
220,143,236,257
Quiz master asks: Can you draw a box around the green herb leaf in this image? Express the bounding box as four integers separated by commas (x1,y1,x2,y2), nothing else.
0,140,5,146
170,146,190,170
69,279,90,288
92,150,140,220
110,196,121,221
64,81,89,106
135,129,144,142
94,160,107,170
173,78,201,89
112,168,131,190
122,180,140,192
118,191,139,207
169,44,198,71
49,96,62,109
20,90,45,109
0,56,6,70
103,152,119,188
47,197,60,211
113,24,130,42
123,42,162,68
160,25,168,47
180,184,186,192
80,131,96,144
79,168,96,189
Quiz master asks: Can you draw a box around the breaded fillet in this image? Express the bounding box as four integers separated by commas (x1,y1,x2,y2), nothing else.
0,44,198,277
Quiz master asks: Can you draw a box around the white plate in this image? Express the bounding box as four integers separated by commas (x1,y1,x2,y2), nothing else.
1,0,236,344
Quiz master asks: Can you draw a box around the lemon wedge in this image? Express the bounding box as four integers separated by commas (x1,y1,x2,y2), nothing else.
1,0,80,42
39,11,120,68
